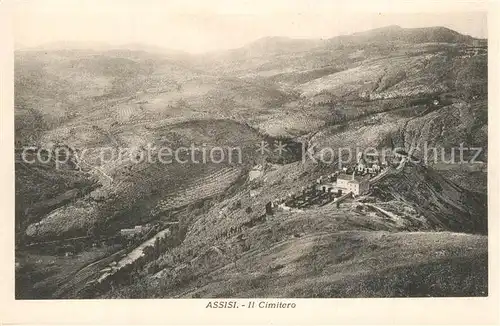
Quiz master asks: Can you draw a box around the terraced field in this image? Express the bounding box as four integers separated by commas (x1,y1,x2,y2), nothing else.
152,166,243,214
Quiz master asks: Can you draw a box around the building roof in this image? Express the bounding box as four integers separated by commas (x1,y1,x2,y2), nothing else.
348,179,368,185
337,173,352,180
337,173,369,183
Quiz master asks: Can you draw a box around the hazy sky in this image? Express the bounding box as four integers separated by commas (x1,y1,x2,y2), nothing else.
13,0,488,53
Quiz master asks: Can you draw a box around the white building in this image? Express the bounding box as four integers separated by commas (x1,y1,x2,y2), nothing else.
346,179,370,196
336,172,370,196
120,225,147,238
336,173,352,189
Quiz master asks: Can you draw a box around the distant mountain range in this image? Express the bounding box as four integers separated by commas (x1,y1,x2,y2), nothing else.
17,25,486,55
333,25,484,44
15,40,190,59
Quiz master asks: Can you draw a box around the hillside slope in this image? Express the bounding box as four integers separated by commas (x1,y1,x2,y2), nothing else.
99,156,487,298
15,26,488,299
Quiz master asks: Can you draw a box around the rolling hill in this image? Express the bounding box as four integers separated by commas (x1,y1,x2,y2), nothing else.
15,25,488,299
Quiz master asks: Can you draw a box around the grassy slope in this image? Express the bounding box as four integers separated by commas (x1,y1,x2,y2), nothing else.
105,227,487,298
189,231,487,298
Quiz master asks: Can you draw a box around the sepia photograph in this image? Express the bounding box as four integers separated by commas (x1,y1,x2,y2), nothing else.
11,0,491,301
2,0,499,324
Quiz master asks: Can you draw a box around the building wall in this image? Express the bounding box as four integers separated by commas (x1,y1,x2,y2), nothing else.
346,181,370,195
349,183,359,195
358,181,369,195
337,179,349,188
